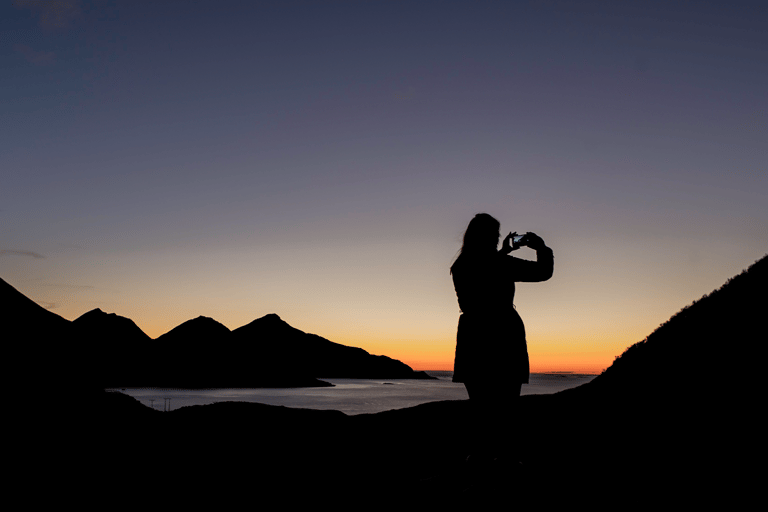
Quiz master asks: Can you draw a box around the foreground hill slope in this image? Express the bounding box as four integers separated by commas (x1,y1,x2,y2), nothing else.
570,253,765,402
517,254,766,503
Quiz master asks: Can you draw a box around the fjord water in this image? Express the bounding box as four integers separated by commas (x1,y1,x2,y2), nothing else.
116,372,595,415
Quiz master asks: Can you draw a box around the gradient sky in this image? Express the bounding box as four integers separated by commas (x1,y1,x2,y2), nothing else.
2,1,766,373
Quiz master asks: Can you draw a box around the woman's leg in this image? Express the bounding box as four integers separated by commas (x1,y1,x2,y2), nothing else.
465,381,522,460
464,381,490,460
496,382,522,461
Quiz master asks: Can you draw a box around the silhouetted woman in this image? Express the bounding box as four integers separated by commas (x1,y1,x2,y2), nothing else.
450,213,553,465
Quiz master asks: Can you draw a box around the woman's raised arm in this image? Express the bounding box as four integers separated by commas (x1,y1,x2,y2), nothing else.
505,233,554,282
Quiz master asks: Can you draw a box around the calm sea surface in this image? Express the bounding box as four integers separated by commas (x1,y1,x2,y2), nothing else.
114,372,596,415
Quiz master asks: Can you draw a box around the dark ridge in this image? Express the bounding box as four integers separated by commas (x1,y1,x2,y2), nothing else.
517,254,767,506
1,277,71,334
1,277,78,392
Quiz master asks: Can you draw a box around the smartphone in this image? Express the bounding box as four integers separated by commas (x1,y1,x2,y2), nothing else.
512,234,526,244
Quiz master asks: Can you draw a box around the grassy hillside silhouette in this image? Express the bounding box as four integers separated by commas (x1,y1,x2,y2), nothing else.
517,254,766,506
583,253,764,402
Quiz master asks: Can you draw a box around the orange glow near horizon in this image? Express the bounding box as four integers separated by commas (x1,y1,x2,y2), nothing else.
19,248,760,379
392,350,609,374
133,316,613,374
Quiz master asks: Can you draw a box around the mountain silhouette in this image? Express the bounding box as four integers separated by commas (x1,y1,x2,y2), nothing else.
140,313,432,387
157,315,231,344
1,277,432,389
72,308,154,387
152,316,232,387
1,277,78,393
74,308,152,341
230,313,433,379
2,276,70,337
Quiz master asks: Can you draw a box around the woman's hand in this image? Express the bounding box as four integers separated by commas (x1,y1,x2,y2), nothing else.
524,232,546,250
500,232,515,254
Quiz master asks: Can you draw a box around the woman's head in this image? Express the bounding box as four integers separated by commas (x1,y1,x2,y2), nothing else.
459,213,501,256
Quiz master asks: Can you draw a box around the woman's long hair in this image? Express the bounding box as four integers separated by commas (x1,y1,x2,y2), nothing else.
450,213,500,274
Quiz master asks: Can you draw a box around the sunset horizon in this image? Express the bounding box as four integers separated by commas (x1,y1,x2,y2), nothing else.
2,1,765,379
6,251,765,376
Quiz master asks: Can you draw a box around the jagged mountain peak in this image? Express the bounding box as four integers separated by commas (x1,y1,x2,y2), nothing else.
233,313,293,333
73,307,151,341
157,315,231,340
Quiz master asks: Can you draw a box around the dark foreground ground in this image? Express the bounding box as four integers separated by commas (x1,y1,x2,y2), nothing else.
12,258,765,507
32,383,754,509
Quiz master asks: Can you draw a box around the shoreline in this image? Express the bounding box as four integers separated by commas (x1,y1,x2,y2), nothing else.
107,373,597,415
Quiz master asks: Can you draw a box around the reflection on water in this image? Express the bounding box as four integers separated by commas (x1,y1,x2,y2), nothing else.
114,373,595,416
